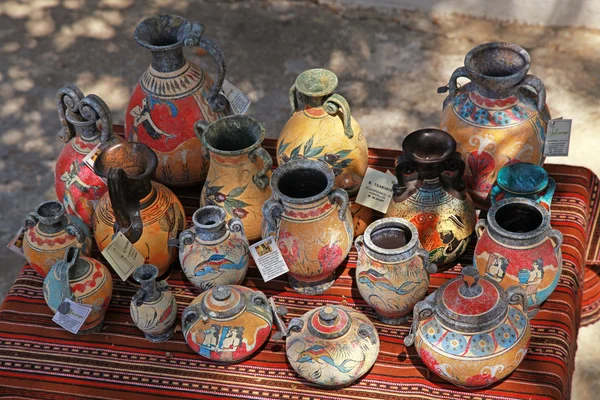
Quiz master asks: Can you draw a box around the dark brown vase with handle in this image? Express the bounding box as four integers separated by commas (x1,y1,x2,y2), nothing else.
92,142,185,277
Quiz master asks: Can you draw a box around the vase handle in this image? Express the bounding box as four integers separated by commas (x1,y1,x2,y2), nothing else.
262,199,284,237
178,229,196,249
288,84,299,115
59,247,80,307
507,285,528,312
24,212,39,229
228,217,247,239
329,188,350,221
393,154,415,197
354,235,364,254
249,147,272,190
79,94,114,144
548,229,563,253
56,84,84,143
444,152,466,192
418,248,437,274
520,74,546,114
324,94,354,139
439,66,469,105
182,304,201,332
404,299,435,347
475,219,488,240
107,167,143,243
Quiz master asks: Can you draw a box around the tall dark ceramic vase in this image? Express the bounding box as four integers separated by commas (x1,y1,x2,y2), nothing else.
126,14,230,187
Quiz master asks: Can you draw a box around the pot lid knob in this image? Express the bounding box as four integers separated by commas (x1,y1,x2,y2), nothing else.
212,286,232,301
318,306,339,326
459,266,483,298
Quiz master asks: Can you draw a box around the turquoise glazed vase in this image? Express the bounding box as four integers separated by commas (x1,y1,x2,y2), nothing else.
490,162,555,209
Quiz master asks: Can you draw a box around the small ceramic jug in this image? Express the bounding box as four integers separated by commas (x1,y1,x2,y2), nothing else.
55,85,122,226
130,264,178,342
440,42,550,207
93,142,186,277
404,266,530,389
386,129,476,268
43,247,113,334
262,159,353,295
277,68,368,195
126,14,230,187
284,305,379,388
196,115,272,241
474,197,563,317
490,162,555,209
178,206,250,292
355,218,437,324
182,285,280,363
22,201,92,277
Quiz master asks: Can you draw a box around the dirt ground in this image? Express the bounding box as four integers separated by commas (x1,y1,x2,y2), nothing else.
1,0,599,398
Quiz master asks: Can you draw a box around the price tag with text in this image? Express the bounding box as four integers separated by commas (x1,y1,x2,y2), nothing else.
355,167,398,213
249,236,289,282
220,79,251,115
52,298,92,334
544,119,572,157
6,226,26,258
101,231,144,281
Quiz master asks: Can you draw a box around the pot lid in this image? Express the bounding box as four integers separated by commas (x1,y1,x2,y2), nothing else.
435,266,508,333
307,306,352,340
497,162,548,195
200,285,246,319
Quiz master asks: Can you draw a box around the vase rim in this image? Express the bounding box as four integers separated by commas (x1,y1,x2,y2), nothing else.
134,14,189,52
487,197,550,242
270,159,334,205
36,201,65,226
402,129,456,165
464,42,530,91
362,217,419,257
192,206,227,231
295,68,339,98
133,264,159,284
93,142,158,180
200,115,265,157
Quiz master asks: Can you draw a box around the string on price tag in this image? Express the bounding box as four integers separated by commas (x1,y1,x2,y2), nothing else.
101,231,145,281
249,236,289,282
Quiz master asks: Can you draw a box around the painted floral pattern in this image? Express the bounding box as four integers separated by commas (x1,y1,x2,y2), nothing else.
204,183,250,219
318,244,343,273
278,230,301,265
277,135,354,177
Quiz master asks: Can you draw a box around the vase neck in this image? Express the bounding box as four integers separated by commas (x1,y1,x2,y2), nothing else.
150,47,187,73
306,95,326,108
470,81,518,100
140,278,160,302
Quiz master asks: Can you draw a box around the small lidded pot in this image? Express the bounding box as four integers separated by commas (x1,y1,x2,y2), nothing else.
285,305,380,388
355,218,437,325
404,266,530,389
43,247,113,334
178,206,250,292
130,264,178,342
490,162,555,209
182,285,274,363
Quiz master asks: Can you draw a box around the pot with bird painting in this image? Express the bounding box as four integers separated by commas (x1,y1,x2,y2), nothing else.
474,197,563,317
262,159,353,295
439,42,550,207
93,142,186,277
196,115,272,241
55,85,123,227
385,129,476,268
126,14,230,187
22,201,92,277
404,266,530,389
284,304,380,388
355,218,437,325
178,206,250,292
276,68,368,196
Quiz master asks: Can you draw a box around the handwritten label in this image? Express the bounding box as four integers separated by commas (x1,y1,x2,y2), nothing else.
52,298,92,334
355,167,398,213
6,226,26,258
101,232,144,281
220,79,251,115
249,236,289,282
544,119,572,157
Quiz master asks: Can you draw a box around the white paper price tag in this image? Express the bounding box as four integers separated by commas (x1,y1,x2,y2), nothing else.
52,298,92,334
249,236,289,282
355,167,398,213
101,231,144,281
544,119,572,157
220,79,251,115
6,226,26,258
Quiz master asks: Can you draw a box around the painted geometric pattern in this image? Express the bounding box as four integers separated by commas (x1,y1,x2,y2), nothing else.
452,91,537,128
141,62,205,99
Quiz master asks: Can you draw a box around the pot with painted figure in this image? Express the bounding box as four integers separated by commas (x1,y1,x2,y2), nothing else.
490,162,555,209
439,42,550,207
22,201,92,277
178,206,250,292
404,266,530,389
474,197,563,317
355,218,437,325
385,129,476,268
262,159,353,295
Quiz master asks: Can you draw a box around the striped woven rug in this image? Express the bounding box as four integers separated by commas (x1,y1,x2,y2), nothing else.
0,137,598,400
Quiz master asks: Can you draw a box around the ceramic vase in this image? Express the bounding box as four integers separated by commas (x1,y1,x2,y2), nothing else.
385,129,476,268
43,247,113,334
22,201,92,277
440,42,550,207
355,218,437,324
125,14,230,187
196,115,272,240
182,285,274,363
474,197,563,317
349,196,373,238
276,68,368,196
262,159,353,295
93,142,186,277
284,305,379,388
490,162,555,209
54,85,123,227
404,266,530,388
178,206,250,292
130,264,177,342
